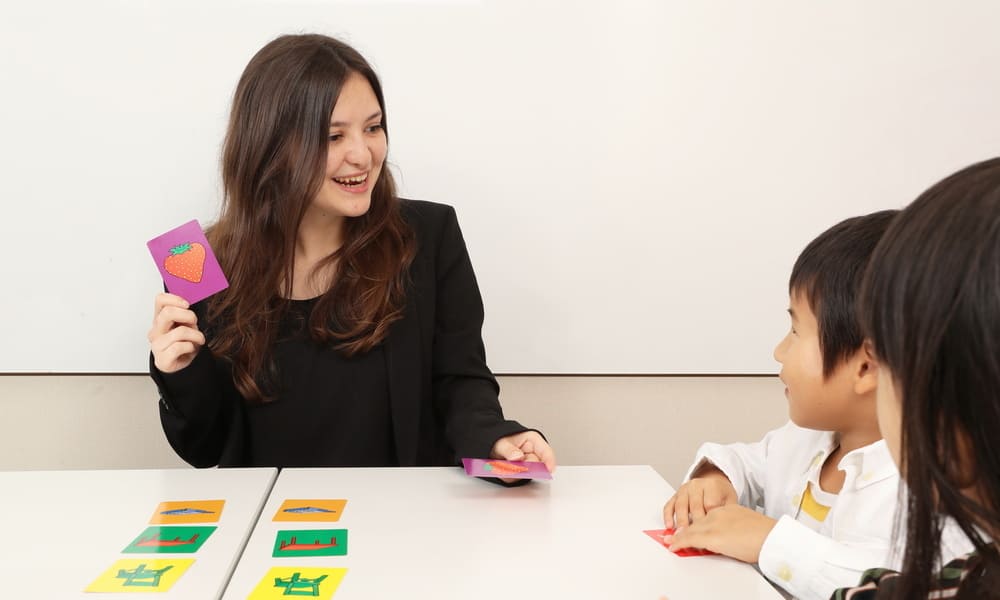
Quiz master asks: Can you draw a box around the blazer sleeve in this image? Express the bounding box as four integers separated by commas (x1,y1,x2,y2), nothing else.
149,303,238,468
428,205,531,458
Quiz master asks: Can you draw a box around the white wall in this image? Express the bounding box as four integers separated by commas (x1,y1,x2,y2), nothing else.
4,1,1000,373
0,375,787,485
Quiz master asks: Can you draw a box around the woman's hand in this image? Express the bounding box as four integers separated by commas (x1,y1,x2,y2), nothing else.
490,430,558,481
148,293,206,373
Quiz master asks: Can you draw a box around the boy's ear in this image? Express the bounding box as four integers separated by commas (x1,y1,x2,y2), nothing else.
852,340,879,395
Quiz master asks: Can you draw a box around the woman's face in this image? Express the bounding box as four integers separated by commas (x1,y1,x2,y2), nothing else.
308,72,387,221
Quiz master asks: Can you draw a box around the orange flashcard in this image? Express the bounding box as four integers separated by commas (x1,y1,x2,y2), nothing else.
273,499,347,522
149,500,226,524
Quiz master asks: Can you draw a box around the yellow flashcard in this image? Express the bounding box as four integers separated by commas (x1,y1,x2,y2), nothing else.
86,558,193,593
248,567,347,599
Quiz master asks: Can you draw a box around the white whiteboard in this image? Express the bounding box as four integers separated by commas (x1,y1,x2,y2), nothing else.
3,0,999,373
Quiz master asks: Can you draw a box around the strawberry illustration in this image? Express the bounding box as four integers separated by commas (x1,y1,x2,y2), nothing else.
163,242,206,283
484,460,530,475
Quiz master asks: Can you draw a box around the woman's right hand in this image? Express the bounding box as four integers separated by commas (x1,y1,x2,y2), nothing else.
148,293,206,373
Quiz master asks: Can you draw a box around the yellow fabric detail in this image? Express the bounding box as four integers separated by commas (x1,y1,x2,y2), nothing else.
801,483,831,522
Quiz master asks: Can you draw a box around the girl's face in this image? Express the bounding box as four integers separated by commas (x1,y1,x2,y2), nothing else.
875,362,903,468
307,72,387,222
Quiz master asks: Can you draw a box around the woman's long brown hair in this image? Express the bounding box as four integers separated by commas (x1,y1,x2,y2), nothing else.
206,34,415,403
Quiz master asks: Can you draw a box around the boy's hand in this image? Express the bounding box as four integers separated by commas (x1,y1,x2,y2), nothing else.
663,504,777,563
662,466,738,528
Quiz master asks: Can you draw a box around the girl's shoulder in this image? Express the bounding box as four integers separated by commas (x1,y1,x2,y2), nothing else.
831,550,989,599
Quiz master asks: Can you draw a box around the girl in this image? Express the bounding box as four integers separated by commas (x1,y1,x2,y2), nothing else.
833,157,1000,598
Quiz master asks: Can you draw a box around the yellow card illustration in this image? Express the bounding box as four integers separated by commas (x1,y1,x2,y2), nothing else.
273,499,347,522
249,567,347,599
149,500,225,524
86,558,193,593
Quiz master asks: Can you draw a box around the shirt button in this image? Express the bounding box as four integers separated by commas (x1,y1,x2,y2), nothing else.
792,494,801,507
861,472,874,482
778,565,793,581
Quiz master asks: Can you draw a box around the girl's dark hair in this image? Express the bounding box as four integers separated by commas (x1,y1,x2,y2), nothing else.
206,34,415,403
789,209,898,377
859,157,1000,598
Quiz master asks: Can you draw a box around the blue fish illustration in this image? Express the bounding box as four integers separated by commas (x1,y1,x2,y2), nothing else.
283,507,336,514
160,508,215,515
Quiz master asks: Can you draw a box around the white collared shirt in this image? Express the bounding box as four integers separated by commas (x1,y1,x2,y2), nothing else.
687,421,975,599
687,421,899,600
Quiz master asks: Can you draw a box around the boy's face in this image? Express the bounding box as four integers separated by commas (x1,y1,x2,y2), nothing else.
773,292,859,431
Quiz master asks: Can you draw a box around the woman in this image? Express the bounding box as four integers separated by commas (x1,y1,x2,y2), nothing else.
147,34,555,474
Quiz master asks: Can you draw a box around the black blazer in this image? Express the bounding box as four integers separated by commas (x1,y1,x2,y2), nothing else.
152,200,530,468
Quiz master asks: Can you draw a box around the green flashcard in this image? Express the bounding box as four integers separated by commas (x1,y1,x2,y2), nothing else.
122,526,217,554
272,529,348,557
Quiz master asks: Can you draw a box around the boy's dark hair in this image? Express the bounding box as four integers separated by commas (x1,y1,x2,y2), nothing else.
789,209,898,377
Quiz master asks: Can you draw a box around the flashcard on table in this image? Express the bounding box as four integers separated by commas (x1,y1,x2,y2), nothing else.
149,500,225,524
85,558,193,593
248,567,347,599
147,219,228,304
462,458,552,480
273,499,347,522
122,526,217,554
643,529,718,557
272,529,348,557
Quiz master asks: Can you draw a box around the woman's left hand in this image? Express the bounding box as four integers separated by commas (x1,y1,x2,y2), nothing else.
490,430,557,475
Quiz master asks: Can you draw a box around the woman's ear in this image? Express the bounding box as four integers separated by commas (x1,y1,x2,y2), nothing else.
853,340,879,395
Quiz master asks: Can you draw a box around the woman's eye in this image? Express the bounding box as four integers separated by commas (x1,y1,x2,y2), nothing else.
328,133,342,142
366,124,383,133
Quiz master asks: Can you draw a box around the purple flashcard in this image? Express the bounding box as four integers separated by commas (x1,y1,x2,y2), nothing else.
147,220,229,304
462,458,552,480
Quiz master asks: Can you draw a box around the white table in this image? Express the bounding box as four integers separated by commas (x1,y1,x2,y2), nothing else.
223,465,784,599
0,467,276,600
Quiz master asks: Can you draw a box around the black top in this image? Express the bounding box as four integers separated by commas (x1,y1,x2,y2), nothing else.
243,298,395,468
151,200,533,469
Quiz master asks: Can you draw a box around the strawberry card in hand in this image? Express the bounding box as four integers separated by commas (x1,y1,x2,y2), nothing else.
643,529,717,557
462,458,552,480
147,220,228,304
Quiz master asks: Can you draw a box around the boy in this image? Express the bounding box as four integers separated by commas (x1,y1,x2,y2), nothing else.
663,210,899,600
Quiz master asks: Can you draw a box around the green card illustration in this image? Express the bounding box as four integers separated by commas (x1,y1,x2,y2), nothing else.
123,526,217,554
272,529,348,557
